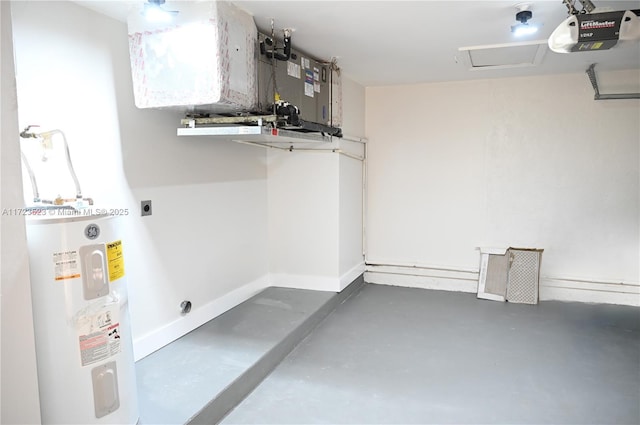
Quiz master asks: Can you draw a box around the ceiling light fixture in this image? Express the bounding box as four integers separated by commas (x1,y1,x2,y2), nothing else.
511,5,539,37
142,0,178,23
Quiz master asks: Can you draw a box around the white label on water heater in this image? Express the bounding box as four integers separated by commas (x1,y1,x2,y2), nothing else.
78,305,122,367
52,250,81,281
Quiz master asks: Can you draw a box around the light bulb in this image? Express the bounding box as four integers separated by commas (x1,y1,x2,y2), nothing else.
512,24,539,37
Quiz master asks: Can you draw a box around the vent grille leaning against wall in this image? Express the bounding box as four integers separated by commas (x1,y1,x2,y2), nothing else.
477,248,543,305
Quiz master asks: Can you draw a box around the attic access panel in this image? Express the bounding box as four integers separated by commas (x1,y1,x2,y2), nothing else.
459,40,547,70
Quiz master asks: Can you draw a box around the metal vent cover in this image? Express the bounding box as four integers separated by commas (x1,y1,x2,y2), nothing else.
477,247,509,302
478,247,543,304
506,249,542,304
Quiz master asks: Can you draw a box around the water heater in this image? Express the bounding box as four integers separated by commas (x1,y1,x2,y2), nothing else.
26,213,138,424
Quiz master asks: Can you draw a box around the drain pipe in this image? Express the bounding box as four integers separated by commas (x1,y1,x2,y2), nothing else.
587,64,640,100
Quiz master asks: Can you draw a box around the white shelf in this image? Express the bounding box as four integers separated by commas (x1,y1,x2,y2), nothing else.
177,125,334,148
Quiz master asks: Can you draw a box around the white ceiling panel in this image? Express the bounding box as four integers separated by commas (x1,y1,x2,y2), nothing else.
73,0,640,86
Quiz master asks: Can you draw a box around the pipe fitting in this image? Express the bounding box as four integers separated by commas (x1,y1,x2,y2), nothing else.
180,300,192,315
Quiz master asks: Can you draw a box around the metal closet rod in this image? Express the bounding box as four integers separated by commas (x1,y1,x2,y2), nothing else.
233,140,365,161
587,64,640,100
340,135,368,144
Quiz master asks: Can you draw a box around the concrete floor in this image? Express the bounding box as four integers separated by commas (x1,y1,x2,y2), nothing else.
223,284,640,424
136,283,362,424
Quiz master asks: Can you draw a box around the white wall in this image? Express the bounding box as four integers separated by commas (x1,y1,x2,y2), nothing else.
365,70,640,305
266,146,364,292
268,150,339,283
10,0,270,363
267,75,365,292
0,2,42,423
339,77,366,281
339,153,364,277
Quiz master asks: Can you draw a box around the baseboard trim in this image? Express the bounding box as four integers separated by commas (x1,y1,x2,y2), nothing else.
269,273,341,292
132,266,638,362
270,263,366,293
132,276,270,361
364,264,640,306
339,262,366,291
364,264,478,293
133,268,367,360
540,277,640,306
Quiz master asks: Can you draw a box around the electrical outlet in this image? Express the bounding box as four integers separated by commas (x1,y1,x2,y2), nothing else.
141,200,152,216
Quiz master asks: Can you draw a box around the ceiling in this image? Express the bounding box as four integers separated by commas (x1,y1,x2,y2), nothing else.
75,0,640,86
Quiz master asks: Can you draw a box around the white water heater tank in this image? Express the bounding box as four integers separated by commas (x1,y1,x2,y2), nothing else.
26,213,138,424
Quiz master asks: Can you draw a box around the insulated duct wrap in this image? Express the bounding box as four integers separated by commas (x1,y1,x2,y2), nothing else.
127,1,257,112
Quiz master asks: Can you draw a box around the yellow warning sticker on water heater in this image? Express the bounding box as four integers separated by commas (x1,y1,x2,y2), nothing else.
106,240,125,282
